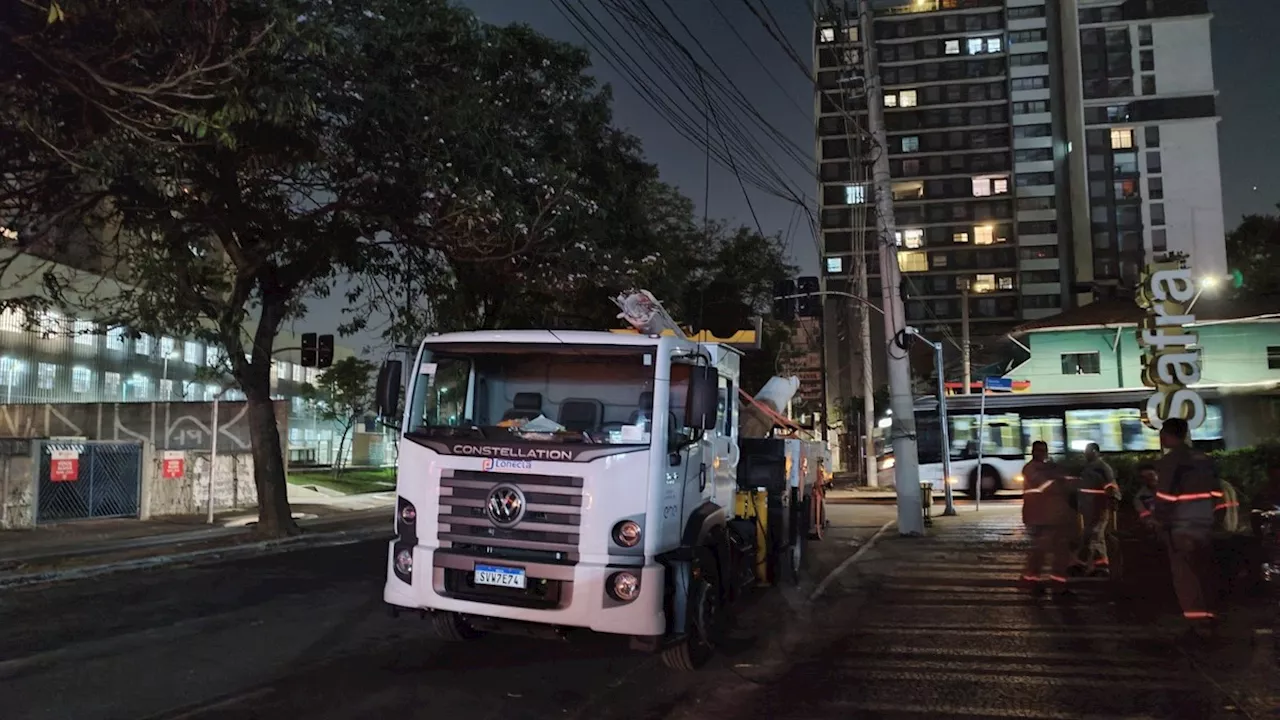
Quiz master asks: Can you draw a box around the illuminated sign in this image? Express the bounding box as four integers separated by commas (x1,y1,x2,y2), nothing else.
1135,259,1205,430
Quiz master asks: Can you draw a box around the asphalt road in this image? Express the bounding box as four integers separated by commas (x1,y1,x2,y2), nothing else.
0,504,896,720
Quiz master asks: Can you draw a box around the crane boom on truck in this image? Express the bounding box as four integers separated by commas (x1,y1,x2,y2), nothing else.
375,291,828,670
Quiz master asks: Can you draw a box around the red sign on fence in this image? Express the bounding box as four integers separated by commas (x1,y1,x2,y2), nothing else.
50,450,79,482
162,451,186,479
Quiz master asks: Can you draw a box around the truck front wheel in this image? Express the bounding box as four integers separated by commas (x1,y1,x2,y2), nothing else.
430,611,484,642
661,548,724,671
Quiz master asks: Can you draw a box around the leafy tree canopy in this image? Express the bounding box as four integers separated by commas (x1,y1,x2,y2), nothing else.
1225,206,1280,299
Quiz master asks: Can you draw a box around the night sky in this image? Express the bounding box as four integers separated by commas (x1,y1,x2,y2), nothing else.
305,0,1279,352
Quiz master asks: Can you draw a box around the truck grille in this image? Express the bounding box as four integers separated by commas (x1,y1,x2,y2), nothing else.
438,469,583,564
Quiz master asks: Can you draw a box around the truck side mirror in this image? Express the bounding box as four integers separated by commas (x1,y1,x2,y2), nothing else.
376,360,403,419
684,366,720,430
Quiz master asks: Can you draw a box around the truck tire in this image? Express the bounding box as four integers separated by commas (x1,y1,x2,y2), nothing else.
431,611,483,642
661,547,723,671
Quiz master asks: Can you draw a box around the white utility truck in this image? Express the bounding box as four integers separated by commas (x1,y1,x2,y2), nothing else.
375,292,824,670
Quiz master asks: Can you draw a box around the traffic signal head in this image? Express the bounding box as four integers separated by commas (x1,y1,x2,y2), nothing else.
301,333,317,368
1230,268,1244,290
317,334,334,368
797,276,820,317
773,279,796,322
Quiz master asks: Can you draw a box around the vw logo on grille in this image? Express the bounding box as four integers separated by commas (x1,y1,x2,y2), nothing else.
486,484,526,527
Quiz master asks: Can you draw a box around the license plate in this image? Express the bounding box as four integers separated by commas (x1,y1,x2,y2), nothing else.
474,564,526,589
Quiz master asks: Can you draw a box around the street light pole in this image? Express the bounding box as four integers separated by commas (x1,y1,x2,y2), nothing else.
908,327,956,517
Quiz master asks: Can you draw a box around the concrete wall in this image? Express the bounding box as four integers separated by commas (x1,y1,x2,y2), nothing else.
145,447,257,517
0,400,288,454
0,451,34,530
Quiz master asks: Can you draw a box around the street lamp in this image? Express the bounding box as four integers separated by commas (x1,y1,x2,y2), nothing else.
1187,273,1233,312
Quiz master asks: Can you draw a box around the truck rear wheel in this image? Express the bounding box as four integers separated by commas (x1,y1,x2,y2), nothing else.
661,549,723,671
431,611,484,642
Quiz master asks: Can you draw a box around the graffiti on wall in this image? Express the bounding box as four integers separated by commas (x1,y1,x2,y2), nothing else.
0,401,289,452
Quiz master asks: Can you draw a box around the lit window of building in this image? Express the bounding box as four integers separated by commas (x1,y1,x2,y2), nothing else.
104,371,122,396
37,362,56,390
972,274,997,293
897,251,928,272
953,232,970,244
74,320,96,346
974,225,996,245
902,228,924,248
136,333,152,356
899,90,918,107
160,378,174,400
184,340,203,365
160,336,177,360
39,311,60,337
277,361,292,382
845,183,867,204
1110,128,1134,150
826,257,844,273
107,326,127,350
998,276,1015,291
972,175,1010,197
0,307,23,333
72,366,93,393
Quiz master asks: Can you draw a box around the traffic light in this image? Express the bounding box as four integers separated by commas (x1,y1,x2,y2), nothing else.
797,276,820,317
317,334,335,368
772,279,796,322
1230,268,1244,290
301,333,317,367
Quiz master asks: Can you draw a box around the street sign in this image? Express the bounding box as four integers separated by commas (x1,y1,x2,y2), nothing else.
983,377,1013,392
162,450,186,479
50,449,79,482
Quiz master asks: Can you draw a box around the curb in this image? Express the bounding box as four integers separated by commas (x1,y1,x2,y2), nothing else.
0,524,392,590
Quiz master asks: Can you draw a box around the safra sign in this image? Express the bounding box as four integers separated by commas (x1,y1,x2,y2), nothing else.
1136,259,1205,430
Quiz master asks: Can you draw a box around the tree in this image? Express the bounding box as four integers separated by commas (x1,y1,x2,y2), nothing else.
1226,207,1280,298
1,0,607,536
302,357,376,476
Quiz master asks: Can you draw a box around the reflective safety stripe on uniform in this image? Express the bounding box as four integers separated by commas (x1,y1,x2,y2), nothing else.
1024,480,1055,494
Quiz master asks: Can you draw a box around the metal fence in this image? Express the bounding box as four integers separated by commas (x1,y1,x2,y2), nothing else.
37,440,142,523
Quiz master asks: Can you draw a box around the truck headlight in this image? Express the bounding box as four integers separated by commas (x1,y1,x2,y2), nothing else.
608,571,641,602
612,520,642,548
395,548,413,575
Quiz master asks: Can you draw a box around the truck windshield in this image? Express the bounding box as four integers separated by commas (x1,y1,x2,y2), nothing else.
405,345,661,445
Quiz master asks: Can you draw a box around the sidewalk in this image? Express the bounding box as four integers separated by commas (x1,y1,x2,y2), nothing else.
0,486,394,586
678,505,1277,719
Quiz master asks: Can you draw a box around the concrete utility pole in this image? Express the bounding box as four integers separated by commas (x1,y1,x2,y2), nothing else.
857,226,877,489
961,279,972,395
859,0,923,536
828,3,879,489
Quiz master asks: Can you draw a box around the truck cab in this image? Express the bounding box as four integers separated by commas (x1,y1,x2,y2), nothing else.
378,329,759,667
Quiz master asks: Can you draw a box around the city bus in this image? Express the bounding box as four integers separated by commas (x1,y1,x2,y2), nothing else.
908,388,1226,497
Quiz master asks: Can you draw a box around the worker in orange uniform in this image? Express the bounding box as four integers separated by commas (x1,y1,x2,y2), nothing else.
1077,443,1121,576
1020,440,1075,596
1153,418,1222,634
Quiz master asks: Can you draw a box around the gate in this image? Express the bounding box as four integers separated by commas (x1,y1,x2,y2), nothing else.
37,441,143,523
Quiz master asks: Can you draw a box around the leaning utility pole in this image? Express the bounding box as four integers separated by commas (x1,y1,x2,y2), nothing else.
859,0,923,536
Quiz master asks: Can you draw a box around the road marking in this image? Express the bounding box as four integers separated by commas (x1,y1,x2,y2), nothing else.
809,520,894,602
